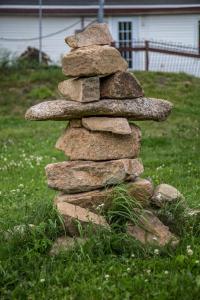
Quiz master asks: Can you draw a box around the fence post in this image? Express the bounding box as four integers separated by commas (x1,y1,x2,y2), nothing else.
145,40,149,71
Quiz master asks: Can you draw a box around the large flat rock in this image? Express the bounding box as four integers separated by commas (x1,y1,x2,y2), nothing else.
56,202,109,236
25,98,173,121
65,23,113,48
54,178,153,212
58,77,100,103
127,210,179,247
55,124,141,161
62,45,128,77
81,117,132,135
45,159,144,193
100,71,144,99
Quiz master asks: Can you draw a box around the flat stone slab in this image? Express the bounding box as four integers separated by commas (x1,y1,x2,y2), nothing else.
45,159,144,193
100,71,144,99
55,124,141,161
151,183,183,207
62,45,128,77
58,77,100,103
54,178,153,212
56,202,109,236
82,117,132,135
65,23,113,48
25,98,173,121
127,210,179,247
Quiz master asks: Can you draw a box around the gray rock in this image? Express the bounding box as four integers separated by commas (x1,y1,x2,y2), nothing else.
151,184,183,207
25,98,173,122
100,71,144,99
58,77,100,103
62,45,128,77
56,202,109,236
127,210,179,247
65,23,113,48
54,178,153,212
82,117,132,135
45,159,144,193
55,124,141,161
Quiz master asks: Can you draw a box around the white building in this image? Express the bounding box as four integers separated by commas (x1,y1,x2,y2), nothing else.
0,1,200,75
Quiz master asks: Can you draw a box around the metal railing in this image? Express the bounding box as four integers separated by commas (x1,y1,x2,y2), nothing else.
113,40,200,77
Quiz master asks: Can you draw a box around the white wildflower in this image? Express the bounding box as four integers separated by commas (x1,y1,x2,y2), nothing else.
40,278,45,283
154,249,159,255
187,248,193,256
105,274,109,280
164,271,169,275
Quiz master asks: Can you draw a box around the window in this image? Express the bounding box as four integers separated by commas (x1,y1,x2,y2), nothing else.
118,21,132,68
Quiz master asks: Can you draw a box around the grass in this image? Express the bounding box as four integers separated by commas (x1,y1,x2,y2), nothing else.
0,64,200,299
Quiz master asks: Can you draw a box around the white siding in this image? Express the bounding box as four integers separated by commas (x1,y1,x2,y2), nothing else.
0,16,95,63
0,13,200,75
139,14,200,47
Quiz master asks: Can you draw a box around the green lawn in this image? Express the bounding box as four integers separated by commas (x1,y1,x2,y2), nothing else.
0,66,200,299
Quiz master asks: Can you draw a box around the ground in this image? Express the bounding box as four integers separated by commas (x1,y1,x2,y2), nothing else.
0,65,200,299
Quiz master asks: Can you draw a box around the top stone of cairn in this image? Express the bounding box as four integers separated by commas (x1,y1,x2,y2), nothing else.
65,23,113,48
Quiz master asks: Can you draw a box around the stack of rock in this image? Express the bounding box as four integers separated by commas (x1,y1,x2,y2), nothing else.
25,23,180,247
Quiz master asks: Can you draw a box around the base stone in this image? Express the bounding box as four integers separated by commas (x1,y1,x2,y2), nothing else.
54,178,153,212
56,202,109,236
45,159,144,193
127,210,179,247
151,184,183,207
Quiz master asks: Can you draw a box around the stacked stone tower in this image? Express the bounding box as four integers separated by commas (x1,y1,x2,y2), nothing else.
26,24,178,245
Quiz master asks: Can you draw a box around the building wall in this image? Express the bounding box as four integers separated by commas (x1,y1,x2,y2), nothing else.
0,13,200,64
139,14,200,47
0,15,94,63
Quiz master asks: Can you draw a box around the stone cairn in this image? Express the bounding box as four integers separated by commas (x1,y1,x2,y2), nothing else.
25,23,182,248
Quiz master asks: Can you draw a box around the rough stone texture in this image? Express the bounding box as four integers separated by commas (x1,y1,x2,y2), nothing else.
82,117,132,135
100,71,144,99
151,184,183,207
65,23,113,48
25,98,173,122
55,124,141,161
54,189,111,213
69,119,82,128
45,159,144,193
56,202,109,236
58,77,100,102
62,45,128,77
49,236,86,256
127,210,179,247
54,178,153,212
